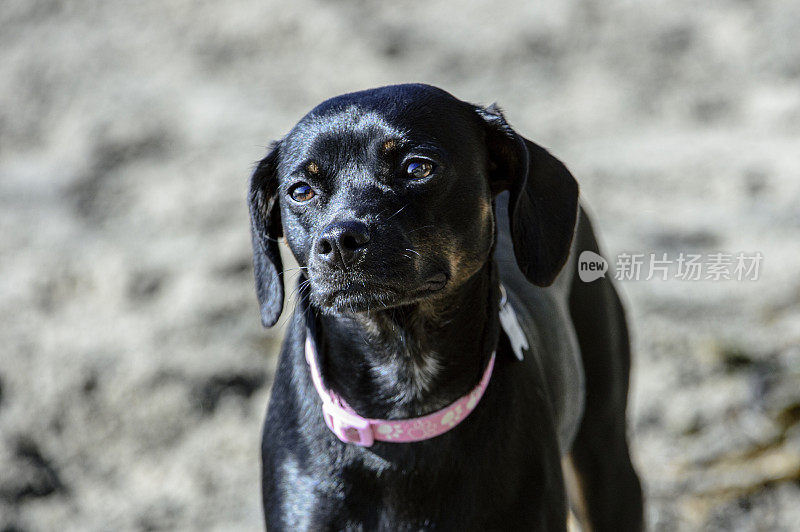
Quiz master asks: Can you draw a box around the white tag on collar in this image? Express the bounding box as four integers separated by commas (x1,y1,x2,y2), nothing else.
498,285,528,361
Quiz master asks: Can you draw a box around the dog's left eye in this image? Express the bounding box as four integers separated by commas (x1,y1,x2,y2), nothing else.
405,160,435,179
288,183,315,202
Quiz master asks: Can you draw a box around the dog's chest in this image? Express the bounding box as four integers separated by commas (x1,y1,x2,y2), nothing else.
292,448,548,530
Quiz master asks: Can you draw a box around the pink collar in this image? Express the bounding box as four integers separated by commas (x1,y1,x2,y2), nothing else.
304,285,523,447
305,335,495,447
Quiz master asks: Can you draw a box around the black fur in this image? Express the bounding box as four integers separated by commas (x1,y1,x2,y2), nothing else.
477,104,579,287
248,84,643,531
249,143,285,327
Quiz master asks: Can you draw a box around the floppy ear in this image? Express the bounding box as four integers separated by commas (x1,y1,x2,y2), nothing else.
248,141,284,327
476,104,579,286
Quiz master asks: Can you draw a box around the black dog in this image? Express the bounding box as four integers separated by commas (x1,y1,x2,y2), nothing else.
249,84,643,531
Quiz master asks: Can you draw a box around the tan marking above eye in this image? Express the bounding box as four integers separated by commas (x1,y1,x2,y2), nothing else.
382,140,397,152
306,161,320,174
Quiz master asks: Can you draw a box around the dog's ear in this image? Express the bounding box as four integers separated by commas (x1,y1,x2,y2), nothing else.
476,104,579,286
248,141,284,327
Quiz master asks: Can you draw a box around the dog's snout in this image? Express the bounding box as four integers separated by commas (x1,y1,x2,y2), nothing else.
316,220,371,268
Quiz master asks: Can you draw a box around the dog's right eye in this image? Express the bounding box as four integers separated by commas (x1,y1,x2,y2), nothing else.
288,182,315,203
405,160,435,179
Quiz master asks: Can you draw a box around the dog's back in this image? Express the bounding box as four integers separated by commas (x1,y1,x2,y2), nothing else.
563,206,644,530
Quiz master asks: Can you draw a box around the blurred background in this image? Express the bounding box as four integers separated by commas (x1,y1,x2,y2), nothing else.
1,0,799,530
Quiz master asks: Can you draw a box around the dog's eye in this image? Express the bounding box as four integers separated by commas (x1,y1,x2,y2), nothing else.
405,160,434,179
288,183,315,202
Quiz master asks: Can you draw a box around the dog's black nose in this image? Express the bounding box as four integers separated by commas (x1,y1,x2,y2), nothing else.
316,220,371,269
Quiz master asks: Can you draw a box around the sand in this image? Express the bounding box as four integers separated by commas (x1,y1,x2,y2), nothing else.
1,1,799,529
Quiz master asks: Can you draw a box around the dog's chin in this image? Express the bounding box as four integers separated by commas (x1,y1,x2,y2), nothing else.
311,274,448,314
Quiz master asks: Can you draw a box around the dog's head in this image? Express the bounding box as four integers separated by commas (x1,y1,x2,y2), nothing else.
249,84,578,327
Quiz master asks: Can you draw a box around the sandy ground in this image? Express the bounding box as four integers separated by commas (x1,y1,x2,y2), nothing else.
1,1,799,530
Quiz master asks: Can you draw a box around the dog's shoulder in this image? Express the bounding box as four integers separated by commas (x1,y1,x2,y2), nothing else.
495,193,585,453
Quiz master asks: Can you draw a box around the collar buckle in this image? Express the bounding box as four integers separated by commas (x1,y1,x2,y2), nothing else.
322,402,375,447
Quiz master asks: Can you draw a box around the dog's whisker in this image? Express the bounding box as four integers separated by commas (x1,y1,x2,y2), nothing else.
385,204,408,220
279,266,309,277
285,278,311,306
256,232,282,243
407,225,436,234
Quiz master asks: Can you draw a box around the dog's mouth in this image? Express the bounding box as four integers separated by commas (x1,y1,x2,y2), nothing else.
311,272,449,313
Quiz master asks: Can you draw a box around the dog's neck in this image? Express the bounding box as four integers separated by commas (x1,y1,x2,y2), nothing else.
308,262,501,419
